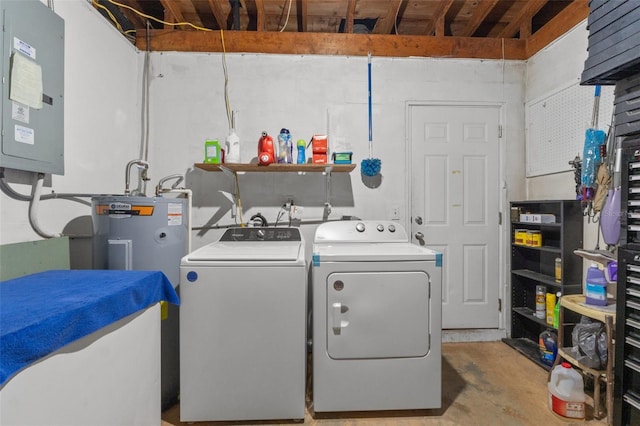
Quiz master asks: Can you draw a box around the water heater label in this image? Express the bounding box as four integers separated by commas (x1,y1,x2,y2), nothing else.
167,203,183,226
94,203,155,216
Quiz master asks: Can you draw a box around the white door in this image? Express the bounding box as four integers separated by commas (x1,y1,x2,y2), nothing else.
410,104,500,329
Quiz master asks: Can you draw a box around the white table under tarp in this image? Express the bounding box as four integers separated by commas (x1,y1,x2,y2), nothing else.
0,269,179,426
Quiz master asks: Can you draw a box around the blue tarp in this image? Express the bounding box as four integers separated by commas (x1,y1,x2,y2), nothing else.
0,269,179,386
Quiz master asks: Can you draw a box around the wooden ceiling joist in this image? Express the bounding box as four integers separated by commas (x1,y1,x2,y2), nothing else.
206,0,227,30
345,0,356,34
101,0,589,61
426,0,454,37
459,0,499,37
160,0,185,29
255,0,265,31
299,0,308,32
497,0,549,39
136,30,527,60
372,0,402,35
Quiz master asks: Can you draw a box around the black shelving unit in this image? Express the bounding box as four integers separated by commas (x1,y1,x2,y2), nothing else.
503,200,584,370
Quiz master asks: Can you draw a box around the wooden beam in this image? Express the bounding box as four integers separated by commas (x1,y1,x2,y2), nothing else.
345,0,356,33
372,0,402,35
255,0,265,31
459,0,499,37
298,0,308,32
207,0,227,30
114,0,147,30
160,0,185,27
520,21,532,39
426,0,454,37
498,0,548,39
136,30,527,60
526,0,588,58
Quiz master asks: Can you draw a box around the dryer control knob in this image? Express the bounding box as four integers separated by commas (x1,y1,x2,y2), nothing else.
355,222,366,232
388,224,396,233
377,224,384,232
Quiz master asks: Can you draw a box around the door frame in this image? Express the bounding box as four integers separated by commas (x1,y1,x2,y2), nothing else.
405,100,509,335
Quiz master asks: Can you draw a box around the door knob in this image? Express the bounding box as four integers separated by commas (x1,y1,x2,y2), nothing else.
415,231,425,245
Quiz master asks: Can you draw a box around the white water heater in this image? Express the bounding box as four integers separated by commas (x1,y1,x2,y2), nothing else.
91,195,188,410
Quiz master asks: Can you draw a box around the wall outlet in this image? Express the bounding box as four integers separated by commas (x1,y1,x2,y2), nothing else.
291,205,304,220
390,206,400,220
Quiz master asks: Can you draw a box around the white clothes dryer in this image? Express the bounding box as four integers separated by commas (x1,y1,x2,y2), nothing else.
311,220,442,413
179,227,306,422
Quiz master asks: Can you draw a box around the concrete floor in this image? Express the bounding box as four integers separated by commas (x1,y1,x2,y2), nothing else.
162,341,607,425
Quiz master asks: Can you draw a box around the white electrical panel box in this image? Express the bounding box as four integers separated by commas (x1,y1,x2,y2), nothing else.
0,0,64,175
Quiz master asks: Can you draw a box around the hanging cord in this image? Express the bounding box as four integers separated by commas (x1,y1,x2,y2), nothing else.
393,0,402,34
233,172,244,226
279,0,293,32
220,30,233,130
104,0,213,31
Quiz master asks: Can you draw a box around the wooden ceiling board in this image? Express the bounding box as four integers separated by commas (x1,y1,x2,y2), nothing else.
95,0,589,59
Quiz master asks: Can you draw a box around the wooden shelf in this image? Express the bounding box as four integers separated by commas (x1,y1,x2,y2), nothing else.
560,294,616,325
194,163,356,173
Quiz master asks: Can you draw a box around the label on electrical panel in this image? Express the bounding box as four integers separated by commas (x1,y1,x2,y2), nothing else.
167,203,183,226
14,37,36,60
11,101,29,124
14,124,34,144
94,203,155,217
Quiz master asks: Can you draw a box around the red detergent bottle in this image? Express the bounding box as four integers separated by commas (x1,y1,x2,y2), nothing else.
258,131,275,165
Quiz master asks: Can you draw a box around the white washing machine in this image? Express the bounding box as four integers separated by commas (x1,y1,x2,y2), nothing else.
311,220,442,413
179,227,306,422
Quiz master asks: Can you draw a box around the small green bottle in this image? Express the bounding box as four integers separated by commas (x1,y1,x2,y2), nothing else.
204,140,221,164
553,292,561,328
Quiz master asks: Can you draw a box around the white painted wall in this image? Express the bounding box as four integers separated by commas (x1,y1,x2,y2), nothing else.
525,20,611,266
148,52,526,252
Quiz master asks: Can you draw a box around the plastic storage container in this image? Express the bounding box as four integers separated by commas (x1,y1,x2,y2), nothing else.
585,263,607,306
277,128,293,164
538,329,557,367
548,362,585,419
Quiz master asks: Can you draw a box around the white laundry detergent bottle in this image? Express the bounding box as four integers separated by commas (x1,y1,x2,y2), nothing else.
225,111,241,163
548,362,585,420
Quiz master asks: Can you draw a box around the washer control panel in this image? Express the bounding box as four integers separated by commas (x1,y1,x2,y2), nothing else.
315,220,407,243
220,227,301,241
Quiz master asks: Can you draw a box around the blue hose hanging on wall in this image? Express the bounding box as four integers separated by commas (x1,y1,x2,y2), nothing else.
361,52,381,177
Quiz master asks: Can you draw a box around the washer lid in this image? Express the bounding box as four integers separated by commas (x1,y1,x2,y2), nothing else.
313,242,439,262
185,241,303,262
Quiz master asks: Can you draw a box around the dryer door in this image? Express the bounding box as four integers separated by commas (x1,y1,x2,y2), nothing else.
326,270,430,359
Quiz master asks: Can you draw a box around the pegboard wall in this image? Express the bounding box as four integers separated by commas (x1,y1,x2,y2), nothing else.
525,83,614,177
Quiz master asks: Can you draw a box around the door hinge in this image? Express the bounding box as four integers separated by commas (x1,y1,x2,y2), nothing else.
498,211,502,225
499,125,503,138
498,298,502,312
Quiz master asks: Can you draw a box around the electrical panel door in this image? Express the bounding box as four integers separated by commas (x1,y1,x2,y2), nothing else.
0,0,64,174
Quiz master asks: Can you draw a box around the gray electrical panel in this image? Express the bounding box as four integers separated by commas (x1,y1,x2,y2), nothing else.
0,0,64,175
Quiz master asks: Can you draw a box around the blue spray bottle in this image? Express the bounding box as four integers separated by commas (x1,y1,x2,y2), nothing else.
296,139,306,164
